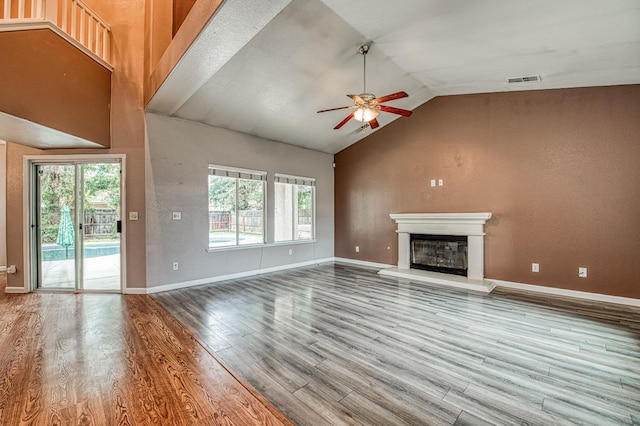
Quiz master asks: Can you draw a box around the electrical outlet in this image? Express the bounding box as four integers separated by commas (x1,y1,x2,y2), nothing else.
438,179,444,186
532,263,539,272
172,212,181,220
172,262,179,271
355,245,360,253
578,267,587,278
129,211,139,221
288,249,293,255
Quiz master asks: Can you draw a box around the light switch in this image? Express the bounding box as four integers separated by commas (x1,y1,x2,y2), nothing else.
430,179,436,187
438,179,444,186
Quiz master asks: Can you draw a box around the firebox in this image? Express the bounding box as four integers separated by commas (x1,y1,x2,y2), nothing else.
410,234,468,277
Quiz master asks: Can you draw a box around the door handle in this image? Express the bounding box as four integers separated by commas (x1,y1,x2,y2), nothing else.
117,220,122,233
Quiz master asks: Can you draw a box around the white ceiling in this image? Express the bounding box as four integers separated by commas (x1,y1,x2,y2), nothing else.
147,0,640,154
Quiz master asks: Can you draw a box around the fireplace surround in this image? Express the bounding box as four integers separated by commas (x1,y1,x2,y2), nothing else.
379,213,495,292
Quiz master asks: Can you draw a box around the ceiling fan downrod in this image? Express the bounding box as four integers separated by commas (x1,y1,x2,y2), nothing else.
359,44,369,94
316,42,412,130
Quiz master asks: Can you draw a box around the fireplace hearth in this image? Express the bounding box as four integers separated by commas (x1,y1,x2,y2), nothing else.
379,213,495,293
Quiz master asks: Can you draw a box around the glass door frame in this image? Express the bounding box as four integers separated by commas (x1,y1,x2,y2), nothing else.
23,154,126,293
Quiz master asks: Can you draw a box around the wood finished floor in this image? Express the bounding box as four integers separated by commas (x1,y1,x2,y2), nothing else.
152,263,640,426
0,273,292,425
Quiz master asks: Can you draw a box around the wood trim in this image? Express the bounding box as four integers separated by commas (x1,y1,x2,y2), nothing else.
144,0,223,104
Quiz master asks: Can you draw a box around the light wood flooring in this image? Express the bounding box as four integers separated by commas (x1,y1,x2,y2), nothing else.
152,262,640,426
0,272,291,425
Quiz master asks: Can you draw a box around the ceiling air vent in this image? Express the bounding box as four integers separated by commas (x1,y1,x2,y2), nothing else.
507,75,541,84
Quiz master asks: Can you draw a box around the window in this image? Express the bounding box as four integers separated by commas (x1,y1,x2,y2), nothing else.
208,165,265,248
274,174,315,242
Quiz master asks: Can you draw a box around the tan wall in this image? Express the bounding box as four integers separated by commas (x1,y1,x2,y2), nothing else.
145,0,223,104
145,0,173,82
334,85,640,299
5,0,147,289
173,0,198,36
6,143,42,287
0,29,111,147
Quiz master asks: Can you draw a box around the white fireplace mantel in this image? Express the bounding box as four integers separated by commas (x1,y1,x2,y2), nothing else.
380,212,495,293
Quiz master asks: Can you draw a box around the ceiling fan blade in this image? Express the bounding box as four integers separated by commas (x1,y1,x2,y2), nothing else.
369,118,380,129
347,94,365,104
374,91,408,104
317,105,352,113
378,105,413,117
334,112,355,129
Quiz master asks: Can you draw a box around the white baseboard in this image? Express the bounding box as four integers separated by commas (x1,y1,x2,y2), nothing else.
146,257,335,294
334,257,394,269
123,288,147,295
5,287,28,294
494,279,640,307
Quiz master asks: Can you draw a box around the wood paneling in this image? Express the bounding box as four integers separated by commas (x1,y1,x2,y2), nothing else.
334,85,640,298
0,282,292,425
153,263,640,425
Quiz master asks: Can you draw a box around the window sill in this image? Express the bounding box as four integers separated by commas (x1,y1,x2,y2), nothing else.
206,240,316,253
272,239,317,246
207,243,265,253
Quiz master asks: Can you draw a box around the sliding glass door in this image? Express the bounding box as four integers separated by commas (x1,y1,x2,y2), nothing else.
33,161,122,291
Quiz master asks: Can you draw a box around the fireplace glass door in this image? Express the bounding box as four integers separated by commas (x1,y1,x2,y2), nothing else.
410,234,468,276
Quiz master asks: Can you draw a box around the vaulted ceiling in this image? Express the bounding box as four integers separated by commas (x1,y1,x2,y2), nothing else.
146,0,640,154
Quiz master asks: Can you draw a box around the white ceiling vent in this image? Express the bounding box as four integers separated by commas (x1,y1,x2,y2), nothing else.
507,75,542,84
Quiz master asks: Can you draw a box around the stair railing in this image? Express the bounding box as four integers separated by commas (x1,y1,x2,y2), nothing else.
1,0,111,65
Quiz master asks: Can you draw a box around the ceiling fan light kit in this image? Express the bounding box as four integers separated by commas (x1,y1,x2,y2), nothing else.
317,44,413,130
353,105,378,122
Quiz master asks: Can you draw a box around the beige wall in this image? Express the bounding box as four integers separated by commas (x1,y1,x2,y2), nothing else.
335,85,640,299
5,0,148,289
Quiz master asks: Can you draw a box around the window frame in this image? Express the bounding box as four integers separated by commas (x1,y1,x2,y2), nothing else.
207,165,267,250
273,173,316,243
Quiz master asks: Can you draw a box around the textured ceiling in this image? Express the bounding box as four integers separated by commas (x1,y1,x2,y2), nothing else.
147,0,640,154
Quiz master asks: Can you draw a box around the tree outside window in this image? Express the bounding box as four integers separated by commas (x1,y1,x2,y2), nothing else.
208,166,265,248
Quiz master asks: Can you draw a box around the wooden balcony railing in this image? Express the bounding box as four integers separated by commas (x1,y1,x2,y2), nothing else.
0,0,111,66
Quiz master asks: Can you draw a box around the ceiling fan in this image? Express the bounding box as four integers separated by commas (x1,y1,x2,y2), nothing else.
317,44,413,130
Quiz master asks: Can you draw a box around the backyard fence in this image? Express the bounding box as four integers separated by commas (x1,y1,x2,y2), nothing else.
41,205,118,243
209,210,263,235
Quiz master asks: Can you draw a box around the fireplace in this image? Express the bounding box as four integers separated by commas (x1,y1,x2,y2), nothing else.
379,213,495,292
410,234,468,276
